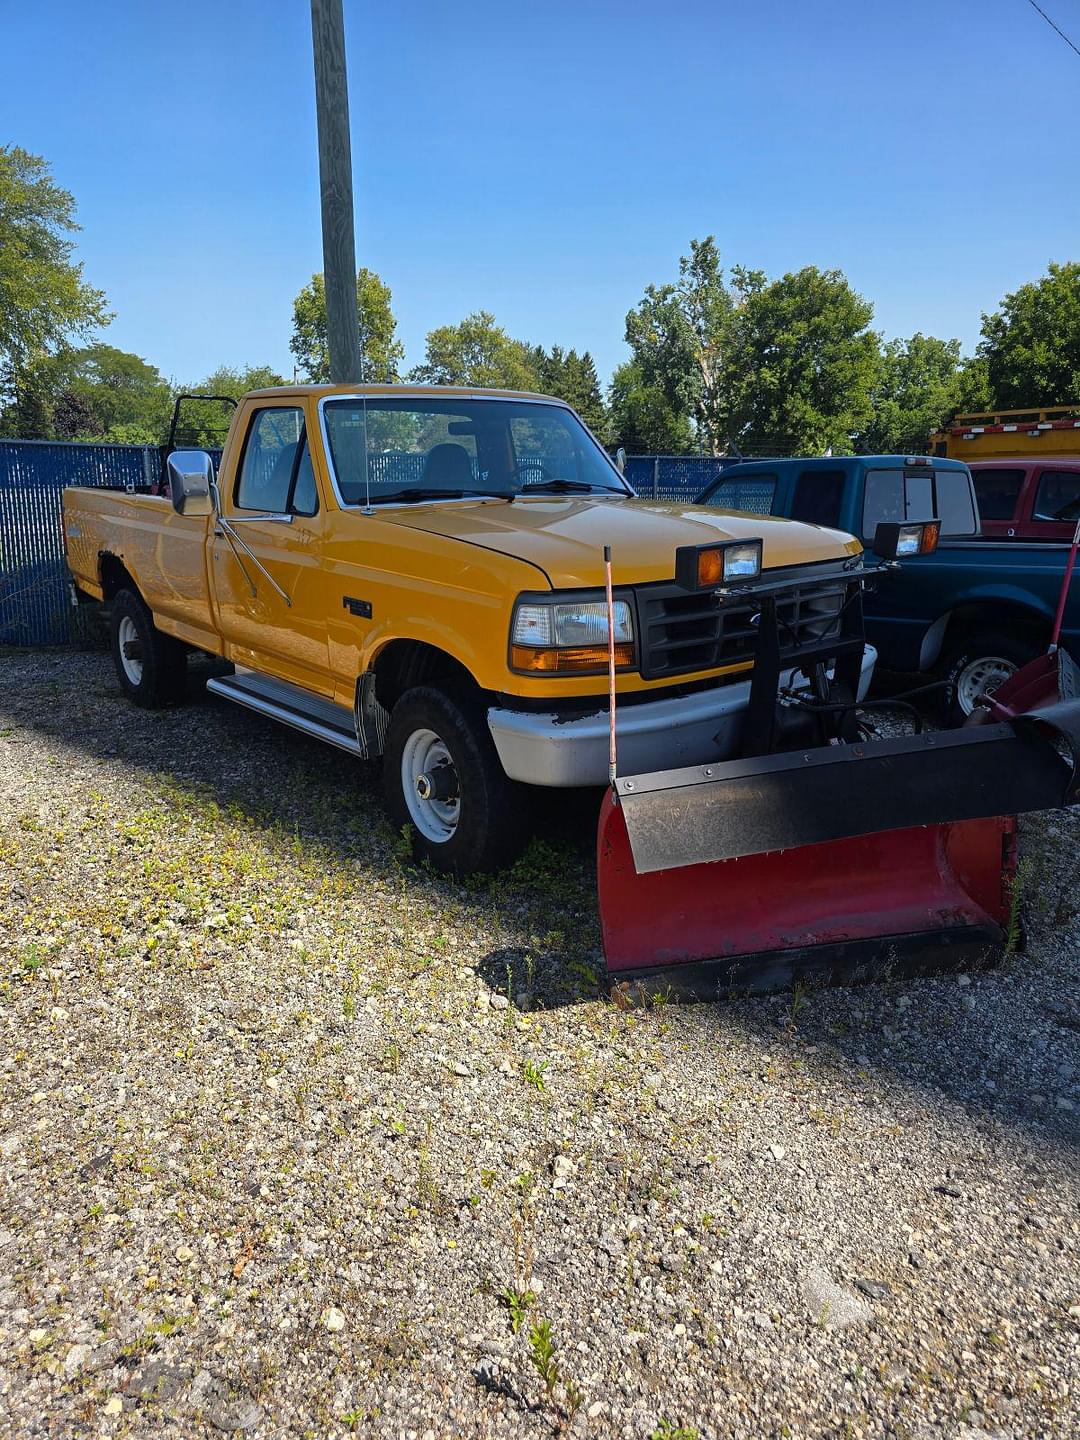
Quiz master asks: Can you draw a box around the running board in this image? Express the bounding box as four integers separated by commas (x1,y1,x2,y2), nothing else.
205,670,362,756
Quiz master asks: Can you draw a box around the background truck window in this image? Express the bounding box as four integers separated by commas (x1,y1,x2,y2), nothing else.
791,470,844,528
1033,468,1080,522
236,407,310,513
862,467,976,539
704,474,777,515
971,467,1025,521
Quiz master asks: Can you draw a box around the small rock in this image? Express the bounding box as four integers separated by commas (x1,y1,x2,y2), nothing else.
768,1144,786,1161
957,975,971,987
322,1305,346,1332
751,1311,774,1330
854,1277,893,1302
803,1266,873,1330
935,1183,963,1199
64,1342,92,1376
1056,1097,1074,1112
208,1399,263,1432
553,1155,574,1179
490,994,509,1010
448,1061,470,1077
103,1396,123,1417
587,1401,608,1419
175,1244,194,1262
907,1249,923,1269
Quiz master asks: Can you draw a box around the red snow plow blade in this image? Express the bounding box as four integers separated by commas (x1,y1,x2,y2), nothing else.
598,703,1080,997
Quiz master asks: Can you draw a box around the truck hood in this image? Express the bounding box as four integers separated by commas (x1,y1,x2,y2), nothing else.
380,497,860,588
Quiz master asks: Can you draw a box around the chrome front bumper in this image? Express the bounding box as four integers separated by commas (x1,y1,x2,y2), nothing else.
487,647,877,787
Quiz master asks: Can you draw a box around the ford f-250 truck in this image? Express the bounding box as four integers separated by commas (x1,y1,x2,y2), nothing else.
64,384,875,872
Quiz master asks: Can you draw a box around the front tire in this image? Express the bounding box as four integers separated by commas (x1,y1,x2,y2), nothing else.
941,628,1041,725
110,588,188,708
383,685,527,874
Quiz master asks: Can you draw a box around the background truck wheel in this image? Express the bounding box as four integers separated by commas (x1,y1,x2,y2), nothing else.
110,588,188,708
941,629,1042,724
383,684,527,874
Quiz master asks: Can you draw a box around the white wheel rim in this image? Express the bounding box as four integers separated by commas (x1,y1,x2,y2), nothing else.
118,615,143,685
956,655,1017,714
401,727,460,843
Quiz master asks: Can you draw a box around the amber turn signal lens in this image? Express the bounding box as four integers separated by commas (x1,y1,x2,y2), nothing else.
920,521,941,554
512,642,635,673
696,549,724,587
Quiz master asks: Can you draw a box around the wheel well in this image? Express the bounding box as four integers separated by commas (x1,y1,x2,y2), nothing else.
370,640,481,713
939,601,1048,661
99,553,137,601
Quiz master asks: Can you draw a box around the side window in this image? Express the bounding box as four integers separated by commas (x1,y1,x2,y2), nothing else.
510,413,578,485
236,407,317,515
1033,468,1080,523
933,469,977,535
791,470,844,528
702,474,776,516
972,467,1025,522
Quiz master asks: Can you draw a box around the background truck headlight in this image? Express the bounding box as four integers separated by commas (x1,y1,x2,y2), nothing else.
512,598,635,673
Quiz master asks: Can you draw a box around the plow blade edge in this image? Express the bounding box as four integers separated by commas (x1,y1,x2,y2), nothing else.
598,701,1080,995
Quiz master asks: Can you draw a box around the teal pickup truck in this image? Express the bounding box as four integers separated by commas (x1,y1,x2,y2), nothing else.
695,455,1080,721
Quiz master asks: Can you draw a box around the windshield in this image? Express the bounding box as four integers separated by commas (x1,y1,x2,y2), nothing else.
322,396,628,505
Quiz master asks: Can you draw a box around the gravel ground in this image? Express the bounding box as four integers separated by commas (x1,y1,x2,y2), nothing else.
1,647,1078,1440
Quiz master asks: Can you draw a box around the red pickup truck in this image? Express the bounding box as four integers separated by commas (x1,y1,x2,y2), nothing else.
970,458,1080,540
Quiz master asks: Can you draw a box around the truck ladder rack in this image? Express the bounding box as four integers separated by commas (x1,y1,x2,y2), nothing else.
206,671,362,756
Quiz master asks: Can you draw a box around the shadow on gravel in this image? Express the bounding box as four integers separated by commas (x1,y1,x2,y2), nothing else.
4,648,1078,1154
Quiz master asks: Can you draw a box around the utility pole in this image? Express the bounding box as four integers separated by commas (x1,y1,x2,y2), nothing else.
310,0,362,382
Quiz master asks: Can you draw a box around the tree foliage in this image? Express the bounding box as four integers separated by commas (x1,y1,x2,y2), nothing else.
290,270,404,383
410,311,539,390
532,345,607,437
173,364,287,447
975,261,1080,409
624,237,748,454
607,359,694,454
858,333,962,454
722,266,878,455
0,146,109,393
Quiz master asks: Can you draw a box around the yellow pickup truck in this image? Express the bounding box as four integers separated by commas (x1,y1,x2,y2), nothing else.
64,384,872,872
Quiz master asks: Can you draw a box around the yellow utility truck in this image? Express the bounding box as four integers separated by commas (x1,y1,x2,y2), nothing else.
64,384,870,873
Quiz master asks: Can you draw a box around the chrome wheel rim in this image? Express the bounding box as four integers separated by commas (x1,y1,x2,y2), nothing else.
401,727,460,843
118,615,143,685
956,655,1016,714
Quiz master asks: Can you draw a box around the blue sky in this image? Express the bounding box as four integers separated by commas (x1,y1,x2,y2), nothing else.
4,0,1079,386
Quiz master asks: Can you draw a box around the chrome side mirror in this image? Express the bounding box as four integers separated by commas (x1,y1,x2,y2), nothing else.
167,450,215,517
615,446,627,475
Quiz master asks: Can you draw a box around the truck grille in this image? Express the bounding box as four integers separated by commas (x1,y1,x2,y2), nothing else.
637,575,850,680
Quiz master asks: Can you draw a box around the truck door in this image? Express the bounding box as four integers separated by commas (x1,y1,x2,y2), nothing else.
211,402,333,695
970,465,1027,538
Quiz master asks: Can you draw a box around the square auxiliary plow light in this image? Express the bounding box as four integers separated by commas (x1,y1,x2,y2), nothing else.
674,539,762,591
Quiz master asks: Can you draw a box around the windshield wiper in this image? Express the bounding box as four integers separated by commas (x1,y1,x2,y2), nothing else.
373,488,505,504
521,479,612,494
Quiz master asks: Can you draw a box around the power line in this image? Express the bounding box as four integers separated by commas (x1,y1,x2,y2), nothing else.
1026,0,1080,59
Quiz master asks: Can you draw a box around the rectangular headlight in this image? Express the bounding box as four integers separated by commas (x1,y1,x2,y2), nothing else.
873,520,940,559
675,539,763,590
511,597,635,673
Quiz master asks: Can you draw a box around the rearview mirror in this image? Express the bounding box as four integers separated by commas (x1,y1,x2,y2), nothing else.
167,450,215,517
872,519,940,559
615,446,627,474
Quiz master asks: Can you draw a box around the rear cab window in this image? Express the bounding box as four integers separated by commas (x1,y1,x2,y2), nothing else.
790,470,844,528
236,406,319,516
862,464,977,540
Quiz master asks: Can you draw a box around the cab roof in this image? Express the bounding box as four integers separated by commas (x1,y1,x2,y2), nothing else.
244,383,570,405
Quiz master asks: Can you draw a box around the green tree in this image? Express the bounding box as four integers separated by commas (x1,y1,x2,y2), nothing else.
410,311,540,390
624,238,754,454
290,270,403,383
723,266,879,454
51,343,172,441
860,333,963,454
607,359,694,454
533,345,607,436
0,146,109,397
975,261,1080,409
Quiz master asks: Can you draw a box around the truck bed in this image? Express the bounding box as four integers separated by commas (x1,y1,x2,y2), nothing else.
63,487,219,652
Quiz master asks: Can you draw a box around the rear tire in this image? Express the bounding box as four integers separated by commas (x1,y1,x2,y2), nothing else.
110,587,188,708
383,684,527,874
940,628,1041,725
